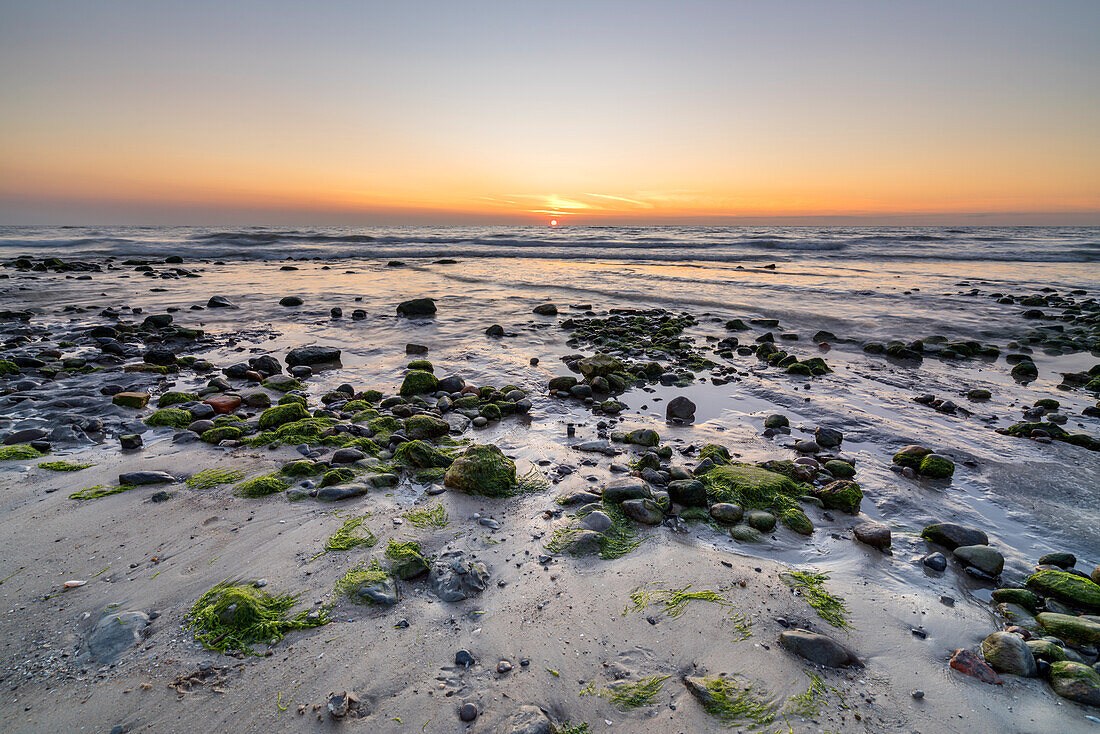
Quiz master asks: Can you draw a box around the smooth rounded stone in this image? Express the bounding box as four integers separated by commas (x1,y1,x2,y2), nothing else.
601,477,651,503
1036,613,1100,646
853,521,891,550
992,587,1040,611
621,498,663,525
729,523,762,542
1027,568,1100,610
207,295,235,308
814,426,843,448
1026,638,1068,663
981,631,1036,677
118,470,173,486
779,629,861,668
187,419,215,434
746,510,776,532
579,510,613,533
331,448,366,464
949,648,1002,685
435,375,465,393
397,298,437,316
119,434,143,450
561,529,604,555
763,414,789,430
430,551,490,602
316,484,369,501
666,395,696,422
793,439,820,453
496,659,513,674
921,522,988,550
189,403,216,419
87,610,150,663
285,345,341,367
997,603,1040,632
557,490,602,507
242,391,270,408
357,576,398,606
666,479,707,507
709,502,743,524
470,416,488,428
1049,661,1100,706
1039,552,1077,569
921,552,948,572
954,545,1005,576
967,388,992,401
459,702,478,722
279,296,303,307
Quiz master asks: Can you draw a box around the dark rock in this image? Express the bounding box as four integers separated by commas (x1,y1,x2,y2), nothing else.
430,551,490,602
778,629,861,667
279,296,303,307
921,522,988,550
397,298,437,316
666,396,696,421
285,346,341,367
853,521,891,550
118,471,173,486
206,296,235,308
87,610,149,663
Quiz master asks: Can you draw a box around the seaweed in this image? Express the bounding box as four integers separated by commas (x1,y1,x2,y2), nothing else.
185,581,328,655
38,460,93,472
558,725,591,734
335,559,390,602
685,674,780,730
322,514,377,553
780,570,851,629
0,444,45,461
581,674,670,709
403,504,450,530
784,671,846,718
624,583,752,640
235,473,289,498
546,500,645,560
69,484,135,500
186,467,246,489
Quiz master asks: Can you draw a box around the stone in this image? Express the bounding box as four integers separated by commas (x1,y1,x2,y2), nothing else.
459,702,478,722
258,402,310,429
778,629,861,667
207,296,235,308
285,345,341,367
579,510,613,532
814,426,843,448
429,552,490,602
112,392,149,409
1036,613,1100,646
443,445,516,496
1038,552,1076,569
331,448,366,464
921,522,988,550
577,353,624,379
119,434,143,450
397,298,436,316
455,649,476,667
980,631,1036,677
279,296,303,307
203,394,242,414
811,480,863,514
763,414,789,429
746,510,776,532
119,471,173,486
562,530,604,555
356,577,398,606
317,484,369,501
1026,569,1100,610
918,453,955,479
667,479,707,507
953,545,1004,576
3,428,49,444
949,648,1002,685
1026,639,1067,663
853,521,891,550
666,396,696,421
601,477,652,503
1049,661,1100,706
708,502,743,524
621,498,664,524
87,610,149,663
499,705,555,734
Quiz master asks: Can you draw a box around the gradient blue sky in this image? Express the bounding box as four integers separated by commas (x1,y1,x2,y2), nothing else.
1,0,1098,224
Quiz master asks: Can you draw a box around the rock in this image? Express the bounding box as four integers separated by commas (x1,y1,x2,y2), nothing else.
400,370,439,396
430,551,490,602
981,631,1036,676
203,394,242,414
997,603,1040,632
87,610,149,663
331,448,366,464
921,522,988,550
437,375,465,393
708,502,743,524
666,396,696,421
601,477,651,503
317,484,369,501
954,545,1005,576
1049,661,1100,706
142,348,177,366
814,426,843,448
279,296,303,307
562,530,604,555
892,444,933,469
404,414,449,439
443,445,516,496
667,479,707,507
3,428,49,444
397,298,437,316
579,511,613,532
119,471,173,486
924,552,950,571
112,392,149,409
623,428,660,447
258,402,310,429
810,480,863,514
1036,613,1100,645
1038,552,1076,569
950,648,1002,684
778,629,861,667
763,414,789,429
746,510,776,532
967,388,991,401
1026,638,1068,663
991,588,1040,612
853,521,891,550
285,345,341,367
459,702,478,722
207,296,235,308
918,454,955,479
356,576,398,606
1026,569,1100,610
621,498,664,524
576,353,623,379
327,692,351,718
455,649,476,667
119,434,143,450
499,705,555,734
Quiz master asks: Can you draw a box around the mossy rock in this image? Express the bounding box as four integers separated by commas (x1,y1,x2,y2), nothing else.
577,353,624,379
824,459,855,478
892,445,932,469
201,426,242,443
277,393,308,406
319,468,356,488
400,370,439,396
763,414,789,429
1027,569,1100,610
394,439,454,469
1048,661,1100,706
452,395,480,410
918,454,954,479
404,414,449,439
235,474,289,498
145,408,192,429
0,360,18,376
698,444,731,464
280,460,327,477
112,392,149,409
809,480,862,513
261,375,301,392
548,376,578,392
0,444,45,461
406,359,434,373
157,391,198,407
1037,613,1100,646
443,444,516,497
479,403,502,421
781,508,814,535
368,416,400,437
385,540,430,580
258,403,310,429
624,429,660,447
701,464,803,512
730,524,763,542
991,588,1040,613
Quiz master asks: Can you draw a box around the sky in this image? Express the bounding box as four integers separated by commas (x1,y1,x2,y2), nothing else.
1,0,1098,225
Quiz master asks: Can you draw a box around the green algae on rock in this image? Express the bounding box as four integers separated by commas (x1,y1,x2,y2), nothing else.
185,467,245,489
394,439,455,469
385,539,430,579
1026,569,1100,610
443,444,517,496
156,391,198,407
257,402,310,430
235,473,289,498
185,581,328,655
0,444,46,460
145,408,193,429
38,460,93,471
399,369,439,396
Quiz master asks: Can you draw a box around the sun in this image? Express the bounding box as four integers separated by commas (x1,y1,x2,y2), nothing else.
549,219,558,226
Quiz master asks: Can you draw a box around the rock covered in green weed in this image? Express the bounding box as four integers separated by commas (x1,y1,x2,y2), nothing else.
280,460,327,477
235,473,289,498
145,408,193,429
443,444,516,496
258,402,310,429
1027,569,1100,610
0,444,46,461
157,391,198,407
810,480,863,514
683,675,778,728
404,414,449,439
185,467,245,488
336,560,396,605
185,581,328,654
400,370,438,396
201,426,243,444
1048,661,1100,706
38,460,93,472
394,439,454,469
385,540,430,579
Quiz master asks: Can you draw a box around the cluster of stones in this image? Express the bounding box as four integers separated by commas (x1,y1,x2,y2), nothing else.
720,319,833,376
949,547,1100,707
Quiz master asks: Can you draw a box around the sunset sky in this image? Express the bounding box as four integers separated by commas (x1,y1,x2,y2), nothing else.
1,0,1098,225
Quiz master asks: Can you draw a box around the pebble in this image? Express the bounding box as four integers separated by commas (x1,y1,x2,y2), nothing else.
459,702,478,722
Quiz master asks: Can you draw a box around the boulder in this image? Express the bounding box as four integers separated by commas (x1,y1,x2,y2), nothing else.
921,522,988,550
429,551,490,602
1036,613,1100,645
778,629,861,667
576,353,623,379
601,477,651,503
396,298,437,316
980,631,1036,677
667,479,707,507
443,445,516,496
853,521,891,550
1049,661,1100,706
621,498,664,525
118,471,173,486
949,648,1002,685
285,345,341,366
708,503,743,524
666,396,696,421
1026,569,1100,610
953,545,1005,576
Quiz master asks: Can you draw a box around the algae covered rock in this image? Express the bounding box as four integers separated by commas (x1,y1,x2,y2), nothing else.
400,370,439,396
621,498,664,525
810,480,863,514
980,631,1036,677
404,414,449,439
918,453,955,479
577,353,623,379
258,402,310,430
385,540,430,580
145,408,192,429
1026,569,1100,610
235,474,289,498
201,426,242,444
892,445,932,469
1048,661,1100,706
394,440,454,469
1036,613,1100,645
623,428,660,447
112,391,149,409
443,444,516,497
